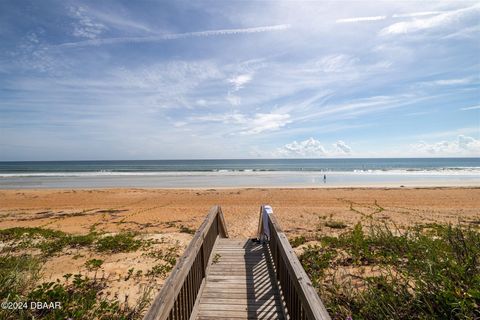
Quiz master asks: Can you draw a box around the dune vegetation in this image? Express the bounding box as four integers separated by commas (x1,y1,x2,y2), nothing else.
296,223,480,319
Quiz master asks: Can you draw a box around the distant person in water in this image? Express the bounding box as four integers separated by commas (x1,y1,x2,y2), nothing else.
323,174,326,183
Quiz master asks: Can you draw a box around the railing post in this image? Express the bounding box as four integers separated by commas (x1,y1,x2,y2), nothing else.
200,240,206,278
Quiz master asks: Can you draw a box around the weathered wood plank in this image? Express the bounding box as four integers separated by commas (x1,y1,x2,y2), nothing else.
201,292,280,299
196,309,284,319
197,316,282,320
200,298,280,305
199,304,284,312
195,238,285,320
202,288,279,295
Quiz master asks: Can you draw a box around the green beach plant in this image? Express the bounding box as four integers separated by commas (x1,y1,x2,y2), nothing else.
95,232,142,253
299,223,480,319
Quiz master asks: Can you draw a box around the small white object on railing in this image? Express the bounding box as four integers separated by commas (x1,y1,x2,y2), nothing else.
261,204,273,242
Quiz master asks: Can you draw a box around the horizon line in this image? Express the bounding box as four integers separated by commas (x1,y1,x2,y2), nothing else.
1,156,479,162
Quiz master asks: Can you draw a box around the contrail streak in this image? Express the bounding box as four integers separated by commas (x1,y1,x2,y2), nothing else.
58,24,291,48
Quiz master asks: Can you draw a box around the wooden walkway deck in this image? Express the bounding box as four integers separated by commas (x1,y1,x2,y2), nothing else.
195,239,285,320
143,206,331,320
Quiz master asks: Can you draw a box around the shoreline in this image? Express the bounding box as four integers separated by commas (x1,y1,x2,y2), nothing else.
1,172,478,189
1,184,480,191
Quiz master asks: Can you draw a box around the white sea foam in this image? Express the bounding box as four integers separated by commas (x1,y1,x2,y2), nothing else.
1,167,479,178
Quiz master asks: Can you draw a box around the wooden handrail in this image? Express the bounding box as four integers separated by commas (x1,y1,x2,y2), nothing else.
258,205,331,320
144,205,228,320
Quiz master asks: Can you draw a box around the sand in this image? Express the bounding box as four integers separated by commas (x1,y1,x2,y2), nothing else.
1,187,479,306
1,187,479,236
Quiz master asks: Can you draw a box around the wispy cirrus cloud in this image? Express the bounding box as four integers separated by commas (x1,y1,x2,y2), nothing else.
14,32,61,73
69,6,106,39
443,24,480,39
315,54,358,73
189,112,291,135
1,1,478,160
229,74,253,91
380,4,480,36
242,113,291,135
392,11,443,18
57,24,291,48
433,78,472,85
418,77,474,87
83,6,154,33
461,105,480,111
294,95,410,122
336,16,386,23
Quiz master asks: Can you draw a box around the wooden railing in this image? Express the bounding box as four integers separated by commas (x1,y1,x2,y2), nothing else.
144,206,228,320
258,206,331,320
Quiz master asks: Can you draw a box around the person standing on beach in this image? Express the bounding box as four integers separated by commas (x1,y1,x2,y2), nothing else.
324,174,326,183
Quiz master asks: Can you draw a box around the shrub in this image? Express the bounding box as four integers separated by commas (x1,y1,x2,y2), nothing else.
96,233,142,253
0,254,42,299
290,235,307,248
85,259,103,271
325,220,348,229
300,223,480,319
178,225,196,235
0,227,98,256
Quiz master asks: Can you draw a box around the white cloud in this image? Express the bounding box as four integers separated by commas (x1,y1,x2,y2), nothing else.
114,61,222,89
229,74,253,91
334,140,352,154
15,32,60,73
193,112,247,124
276,138,326,157
58,24,291,48
315,54,358,73
336,16,386,23
226,94,242,106
392,11,443,18
295,95,407,122
275,137,352,157
414,127,480,140
443,24,480,39
433,78,472,85
86,8,153,33
69,6,106,39
380,4,480,36
461,105,480,111
190,112,290,135
196,99,207,106
411,135,480,156
173,121,187,127
242,113,291,135
417,77,474,88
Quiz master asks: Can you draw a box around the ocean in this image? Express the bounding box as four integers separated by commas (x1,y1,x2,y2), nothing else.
0,158,479,189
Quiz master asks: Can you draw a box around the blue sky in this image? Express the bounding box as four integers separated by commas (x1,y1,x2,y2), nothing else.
0,0,479,160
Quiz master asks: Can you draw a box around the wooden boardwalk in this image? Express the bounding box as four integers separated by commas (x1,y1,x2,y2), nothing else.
143,206,331,320
195,239,285,319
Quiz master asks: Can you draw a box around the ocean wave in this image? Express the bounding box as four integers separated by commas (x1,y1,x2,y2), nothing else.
0,167,479,178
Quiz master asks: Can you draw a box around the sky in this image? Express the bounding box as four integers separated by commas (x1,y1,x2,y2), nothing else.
0,0,479,160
